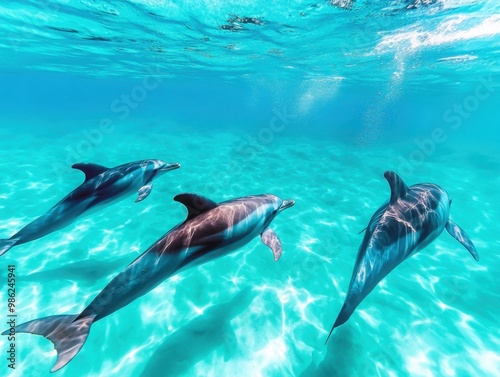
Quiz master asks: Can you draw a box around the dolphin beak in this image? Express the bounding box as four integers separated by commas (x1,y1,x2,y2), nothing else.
279,199,295,212
161,163,181,171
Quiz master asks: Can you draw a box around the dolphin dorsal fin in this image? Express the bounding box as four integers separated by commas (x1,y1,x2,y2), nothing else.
174,193,218,221
72,163,109,182
384,171,409,204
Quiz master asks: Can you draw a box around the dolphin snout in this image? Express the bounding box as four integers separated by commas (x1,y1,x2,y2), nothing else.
161,162,181,171
279,199,295,212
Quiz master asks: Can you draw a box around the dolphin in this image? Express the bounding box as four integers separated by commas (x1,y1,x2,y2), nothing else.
0,159,180,257
2,193,295,372
326,171,478,342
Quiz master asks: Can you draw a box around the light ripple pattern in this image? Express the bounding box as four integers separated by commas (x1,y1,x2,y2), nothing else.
0,129,497,377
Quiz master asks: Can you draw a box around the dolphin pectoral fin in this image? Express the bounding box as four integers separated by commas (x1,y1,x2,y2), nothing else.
222,323,237,362
261,228,282,262
174,193,219,221
384,171,409,204
358,202,389,236
136,182,153,203
445,220,479,261
72,163,109,181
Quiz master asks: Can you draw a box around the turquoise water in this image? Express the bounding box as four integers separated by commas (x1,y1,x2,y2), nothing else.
1,1,499,377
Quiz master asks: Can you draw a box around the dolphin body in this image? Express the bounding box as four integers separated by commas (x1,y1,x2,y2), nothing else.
3,193,295,372
327,171,479,341
0,159,180,257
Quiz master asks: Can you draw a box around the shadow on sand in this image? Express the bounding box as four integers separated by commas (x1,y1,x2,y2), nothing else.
20,255,132,285
140,287,255,377
299,326,356,377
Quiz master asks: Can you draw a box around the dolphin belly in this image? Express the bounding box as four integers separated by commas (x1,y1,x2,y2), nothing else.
79,250,179,321
10,176,142,247
11,197,94,245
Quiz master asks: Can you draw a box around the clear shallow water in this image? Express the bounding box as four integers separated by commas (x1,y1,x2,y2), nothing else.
0,1,499,377
0,131,498,377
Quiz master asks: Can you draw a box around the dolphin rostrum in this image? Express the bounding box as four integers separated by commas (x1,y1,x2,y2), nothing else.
0,159,180,257
326,171,478,342
2,193,295,372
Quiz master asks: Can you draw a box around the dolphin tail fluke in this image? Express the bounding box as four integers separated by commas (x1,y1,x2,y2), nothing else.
2,314,95,372
0,238,18,257
445,219,479,261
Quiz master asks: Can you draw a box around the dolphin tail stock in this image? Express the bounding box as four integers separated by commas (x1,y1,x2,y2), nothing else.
325,325,335,345
325,302,353,344
1,314,95,372
445,219,479,261
0,238,18,257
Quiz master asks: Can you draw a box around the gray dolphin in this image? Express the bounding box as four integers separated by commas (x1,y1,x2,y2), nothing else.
2,193,294,372
0,159,180,257
326,171,478,342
